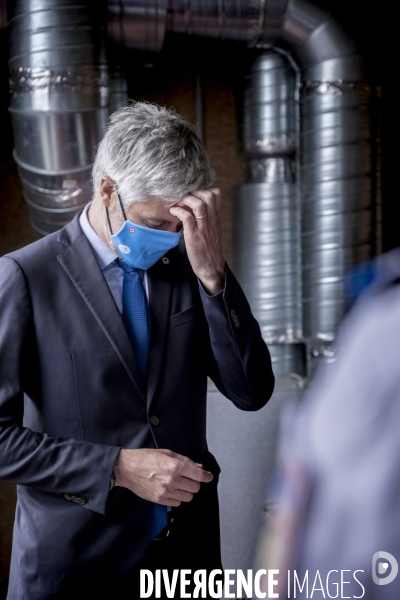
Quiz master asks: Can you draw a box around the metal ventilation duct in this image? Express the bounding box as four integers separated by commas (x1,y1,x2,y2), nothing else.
108,0,266,48
8,0,109,236
300,79,375,352
267,0,377,365
167,0,264,45
108,0,168,52
234,52,304,378
109,68,129,114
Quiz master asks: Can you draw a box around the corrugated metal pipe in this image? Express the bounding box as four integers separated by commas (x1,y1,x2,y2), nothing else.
108,0,168,52
268,0,378,372
109,68,129,114
108,0,265,49
8,0,109,236
234,51,304,378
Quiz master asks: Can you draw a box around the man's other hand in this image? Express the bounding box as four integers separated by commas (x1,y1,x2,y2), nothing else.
112,448,213,506
169,188,226,296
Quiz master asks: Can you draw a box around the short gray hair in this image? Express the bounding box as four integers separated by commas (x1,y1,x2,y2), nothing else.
92,101,215,204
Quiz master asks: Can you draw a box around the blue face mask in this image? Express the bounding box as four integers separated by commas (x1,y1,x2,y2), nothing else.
106,191,183,270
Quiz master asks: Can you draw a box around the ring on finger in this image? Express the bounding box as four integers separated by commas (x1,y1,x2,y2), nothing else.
193,198,207,219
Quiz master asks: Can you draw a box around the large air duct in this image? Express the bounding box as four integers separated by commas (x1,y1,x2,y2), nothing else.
109,68,129,114
167,0,264,45
8,0,109,236
108,0,265,49
108,0,168,52
258,1,377,369
234,52,304,378
277,4,376,368
300,77,375,366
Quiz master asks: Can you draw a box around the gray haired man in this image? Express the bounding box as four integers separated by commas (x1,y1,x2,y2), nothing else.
0,102,274,599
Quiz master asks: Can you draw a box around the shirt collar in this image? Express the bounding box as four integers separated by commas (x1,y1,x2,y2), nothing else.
79,203,118,271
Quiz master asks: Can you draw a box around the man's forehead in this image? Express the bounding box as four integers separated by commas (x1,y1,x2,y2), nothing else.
139,197,186,211
142,196,181,206
126,196,188,220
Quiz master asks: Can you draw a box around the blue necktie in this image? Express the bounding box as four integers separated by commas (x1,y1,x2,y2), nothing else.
117,259,168,539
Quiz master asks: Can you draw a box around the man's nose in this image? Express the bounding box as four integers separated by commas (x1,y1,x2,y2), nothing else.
165,217,183,233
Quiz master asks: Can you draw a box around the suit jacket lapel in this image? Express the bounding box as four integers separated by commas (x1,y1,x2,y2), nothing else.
146,253,174,408
57,219,147,403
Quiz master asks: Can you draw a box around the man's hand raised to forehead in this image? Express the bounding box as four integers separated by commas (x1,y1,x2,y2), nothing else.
169,188,226,295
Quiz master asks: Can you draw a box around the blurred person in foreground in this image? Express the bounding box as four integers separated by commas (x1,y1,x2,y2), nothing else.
256,248,400,599
0,102,274,599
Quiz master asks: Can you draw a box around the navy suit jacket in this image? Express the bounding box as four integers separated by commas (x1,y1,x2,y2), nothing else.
0,212,274,599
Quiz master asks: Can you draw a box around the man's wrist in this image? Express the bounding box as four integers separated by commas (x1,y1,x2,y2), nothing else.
198,266,226,296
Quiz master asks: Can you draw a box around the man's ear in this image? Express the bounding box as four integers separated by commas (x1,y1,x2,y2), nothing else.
99,177,118,208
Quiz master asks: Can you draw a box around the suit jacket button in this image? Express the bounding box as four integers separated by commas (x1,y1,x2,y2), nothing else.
150,415,160,426
65,494,86,505
70,496,86,505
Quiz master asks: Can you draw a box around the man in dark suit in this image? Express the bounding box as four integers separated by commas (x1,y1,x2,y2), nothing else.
0,102,274,599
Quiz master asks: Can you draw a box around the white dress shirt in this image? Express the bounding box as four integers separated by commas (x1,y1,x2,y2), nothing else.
79,203,149,311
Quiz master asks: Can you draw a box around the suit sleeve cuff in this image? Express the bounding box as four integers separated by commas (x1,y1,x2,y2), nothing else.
197,265,227,299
